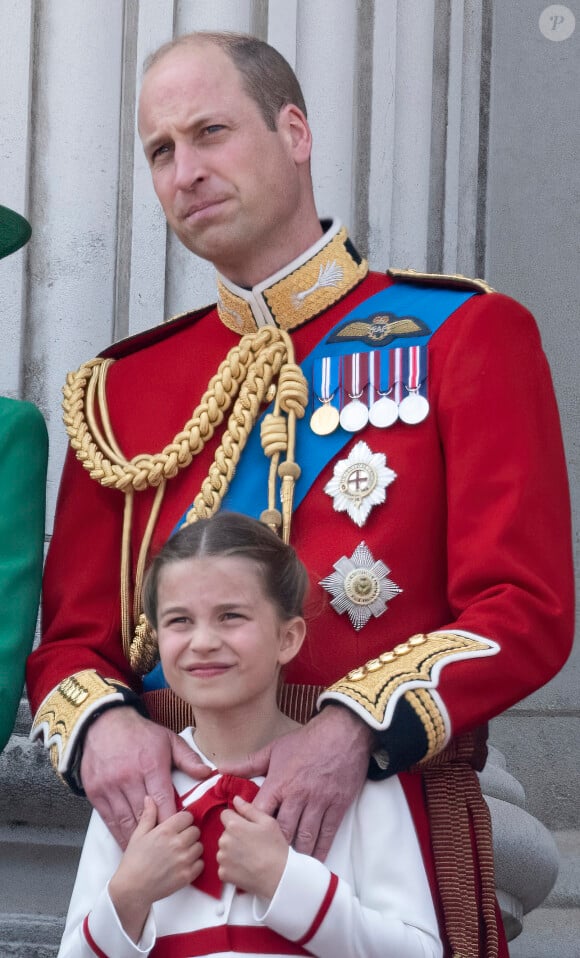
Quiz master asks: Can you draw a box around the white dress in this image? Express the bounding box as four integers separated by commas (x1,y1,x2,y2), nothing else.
57,730,442,958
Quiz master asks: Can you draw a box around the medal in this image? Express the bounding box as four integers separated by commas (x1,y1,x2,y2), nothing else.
398,346,429,425
369,395,399,428
339,353,370,433
311,402,340,435
319,541,402,631
368,350,398,428
339,399,368,432
324,439,396,526
398,392,429,424
310,356,340,435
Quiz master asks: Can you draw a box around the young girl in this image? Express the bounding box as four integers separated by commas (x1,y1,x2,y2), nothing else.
57,512,442,958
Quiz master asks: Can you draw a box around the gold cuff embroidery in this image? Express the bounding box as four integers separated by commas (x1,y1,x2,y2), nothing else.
319,631,499,736
30,670,133,774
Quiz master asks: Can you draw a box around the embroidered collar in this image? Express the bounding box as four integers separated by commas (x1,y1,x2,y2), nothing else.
216,219,368,335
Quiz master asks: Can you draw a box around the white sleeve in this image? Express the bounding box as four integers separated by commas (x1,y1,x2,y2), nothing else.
57,811,156,958
253,777,442,958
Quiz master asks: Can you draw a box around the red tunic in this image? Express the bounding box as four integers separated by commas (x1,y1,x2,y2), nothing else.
28,269,574,755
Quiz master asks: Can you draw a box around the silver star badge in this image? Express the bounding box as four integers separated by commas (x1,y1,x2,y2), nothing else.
324,440,396,527
319,541,402,631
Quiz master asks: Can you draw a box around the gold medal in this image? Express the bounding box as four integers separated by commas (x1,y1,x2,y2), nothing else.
310,402,340,435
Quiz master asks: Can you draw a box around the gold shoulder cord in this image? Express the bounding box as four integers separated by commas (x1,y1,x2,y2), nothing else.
61,326,308,672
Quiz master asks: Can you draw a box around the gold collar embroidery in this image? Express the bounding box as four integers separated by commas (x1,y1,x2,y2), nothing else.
216,219,369,335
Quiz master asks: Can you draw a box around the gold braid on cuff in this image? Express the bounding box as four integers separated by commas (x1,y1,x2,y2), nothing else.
30,670,140,779
320,631,499,761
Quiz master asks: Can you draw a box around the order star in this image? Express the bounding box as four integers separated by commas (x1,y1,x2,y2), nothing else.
319,541,402,631
324,440,396,527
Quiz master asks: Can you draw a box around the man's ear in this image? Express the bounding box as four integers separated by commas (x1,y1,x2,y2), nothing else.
278,616,307,665
277,104,312,164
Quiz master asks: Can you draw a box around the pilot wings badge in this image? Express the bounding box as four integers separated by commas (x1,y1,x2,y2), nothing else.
327,312,430,347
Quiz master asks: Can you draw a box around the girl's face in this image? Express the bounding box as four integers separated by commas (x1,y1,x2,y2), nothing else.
156,555,305,715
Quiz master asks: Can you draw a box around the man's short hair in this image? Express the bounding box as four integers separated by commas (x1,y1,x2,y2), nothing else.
144,31,307,131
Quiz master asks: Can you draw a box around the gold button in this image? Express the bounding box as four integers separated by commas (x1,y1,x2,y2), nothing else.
409,634,428,646
379,652,395,663
394,643,410,656
347,667,366,682
365,658,382,672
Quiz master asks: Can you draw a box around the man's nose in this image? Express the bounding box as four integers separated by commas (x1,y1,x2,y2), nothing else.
173,143,206,190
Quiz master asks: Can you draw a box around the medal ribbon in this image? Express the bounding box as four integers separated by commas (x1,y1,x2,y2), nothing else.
313,355,340,411
341,352,370,407
403,345,428,398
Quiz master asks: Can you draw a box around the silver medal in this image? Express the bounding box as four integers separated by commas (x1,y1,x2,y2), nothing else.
398,392,429,425
339,399,369,433
369,395,399,429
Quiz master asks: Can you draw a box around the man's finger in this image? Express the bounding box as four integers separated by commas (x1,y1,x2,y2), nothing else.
310,803,346,861
267,796,304,846
171,732,213,780
101,790,143,849
141,764,177,825
217,742,272,780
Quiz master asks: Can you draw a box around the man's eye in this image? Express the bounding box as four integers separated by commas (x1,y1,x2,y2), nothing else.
204,124,225,135
151,143,170,161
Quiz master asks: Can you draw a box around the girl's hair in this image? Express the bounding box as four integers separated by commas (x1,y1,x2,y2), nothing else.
142,512,309,629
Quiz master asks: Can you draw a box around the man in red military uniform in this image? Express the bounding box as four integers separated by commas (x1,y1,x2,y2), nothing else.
27,32,573,957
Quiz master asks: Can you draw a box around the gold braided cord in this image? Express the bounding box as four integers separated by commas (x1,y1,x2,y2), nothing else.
61,326,308,669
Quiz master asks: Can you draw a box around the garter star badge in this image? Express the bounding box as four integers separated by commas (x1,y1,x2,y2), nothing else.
320,541,402,631
324,440,396,527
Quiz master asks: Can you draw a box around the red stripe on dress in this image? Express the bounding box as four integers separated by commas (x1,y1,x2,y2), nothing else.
82,915,110,958
295,872,338,947
151,924,313,957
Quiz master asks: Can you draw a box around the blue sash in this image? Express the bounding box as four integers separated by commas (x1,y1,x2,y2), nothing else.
143,281,474,691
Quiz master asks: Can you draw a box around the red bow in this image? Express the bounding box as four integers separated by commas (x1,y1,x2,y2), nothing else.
176,776,260,898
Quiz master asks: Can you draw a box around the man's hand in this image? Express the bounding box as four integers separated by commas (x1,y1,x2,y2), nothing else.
109,796,203,943
218,795,289,899
80,706,211,848
219,705,374,861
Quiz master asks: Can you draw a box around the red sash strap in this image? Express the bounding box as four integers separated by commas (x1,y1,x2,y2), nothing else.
150,924,313,957
414,730,502,958
176,776,259,899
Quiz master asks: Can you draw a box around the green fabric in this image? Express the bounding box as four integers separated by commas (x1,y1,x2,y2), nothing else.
0,397,48,751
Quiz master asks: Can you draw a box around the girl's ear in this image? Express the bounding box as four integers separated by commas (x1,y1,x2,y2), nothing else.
278,616,307,666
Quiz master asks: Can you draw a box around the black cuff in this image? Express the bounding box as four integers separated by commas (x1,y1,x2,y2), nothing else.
64,685,149,796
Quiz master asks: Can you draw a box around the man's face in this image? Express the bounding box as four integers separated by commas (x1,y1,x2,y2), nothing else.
138,43,310,285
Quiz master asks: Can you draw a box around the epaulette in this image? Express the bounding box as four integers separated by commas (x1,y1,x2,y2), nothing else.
387,267,494,295
99,302,216,361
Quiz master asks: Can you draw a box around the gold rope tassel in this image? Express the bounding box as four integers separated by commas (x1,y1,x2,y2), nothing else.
61,326,308,672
